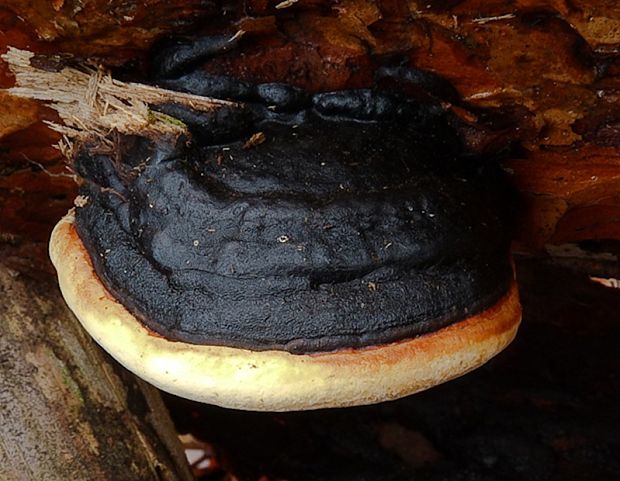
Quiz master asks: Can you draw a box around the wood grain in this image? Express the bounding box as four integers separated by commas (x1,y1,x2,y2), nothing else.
0,263,194,481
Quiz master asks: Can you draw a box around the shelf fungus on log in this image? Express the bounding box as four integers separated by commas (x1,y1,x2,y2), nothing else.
6,48,521,411
52,111,521,410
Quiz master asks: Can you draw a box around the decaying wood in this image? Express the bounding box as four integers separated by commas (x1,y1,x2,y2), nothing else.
2,1,620,248
2,47,234,154
0,0,214,57
0,263,194,481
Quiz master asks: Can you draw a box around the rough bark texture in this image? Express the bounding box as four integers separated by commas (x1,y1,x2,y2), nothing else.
0,262,194,481
1,1,620,253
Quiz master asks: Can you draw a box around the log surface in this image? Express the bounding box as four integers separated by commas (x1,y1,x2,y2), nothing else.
0,263,193,481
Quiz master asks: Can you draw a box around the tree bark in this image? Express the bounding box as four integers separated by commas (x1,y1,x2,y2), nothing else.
0,262,194,481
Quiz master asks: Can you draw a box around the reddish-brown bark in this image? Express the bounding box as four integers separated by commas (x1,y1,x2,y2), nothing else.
1,0,619,250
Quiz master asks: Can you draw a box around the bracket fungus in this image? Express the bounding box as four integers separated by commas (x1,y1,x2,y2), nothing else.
6,47,521,411
51,105,520,410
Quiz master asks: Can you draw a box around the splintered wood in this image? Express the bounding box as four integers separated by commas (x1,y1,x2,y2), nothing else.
2,48,233,154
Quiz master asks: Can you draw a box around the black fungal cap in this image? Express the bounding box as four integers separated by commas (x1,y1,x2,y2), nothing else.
73,95,513,354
